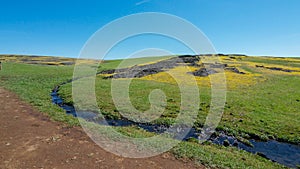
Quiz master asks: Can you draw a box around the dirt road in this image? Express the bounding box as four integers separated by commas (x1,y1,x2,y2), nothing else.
0,88,202,169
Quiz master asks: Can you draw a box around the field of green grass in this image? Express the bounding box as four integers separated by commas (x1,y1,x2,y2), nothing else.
61,56,300,144
1,54,299,168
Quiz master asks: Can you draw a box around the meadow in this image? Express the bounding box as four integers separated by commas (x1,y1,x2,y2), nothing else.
61,55,300,144
0,54,299,168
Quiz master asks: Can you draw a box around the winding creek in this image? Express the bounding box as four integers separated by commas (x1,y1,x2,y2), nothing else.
51,84,300,168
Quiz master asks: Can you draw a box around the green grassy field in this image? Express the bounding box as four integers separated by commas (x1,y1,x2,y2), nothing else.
60,55,300,144
1,54,299,168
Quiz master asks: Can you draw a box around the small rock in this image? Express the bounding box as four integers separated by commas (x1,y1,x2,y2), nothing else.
46,135,61,143
87,153,94,157
52,136,60,142
95,159,103,163
5,142,11,146
233,141,238,146
223,140,230,147
225,67,245,74
189,68,218,77
162,153,169,159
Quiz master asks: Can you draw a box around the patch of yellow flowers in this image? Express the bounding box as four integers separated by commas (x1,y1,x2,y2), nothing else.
141,64,262,89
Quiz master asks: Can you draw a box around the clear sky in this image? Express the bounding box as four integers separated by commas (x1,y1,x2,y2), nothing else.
1,0,300,58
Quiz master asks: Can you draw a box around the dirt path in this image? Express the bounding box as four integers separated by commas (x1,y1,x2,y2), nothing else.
0,88,202,169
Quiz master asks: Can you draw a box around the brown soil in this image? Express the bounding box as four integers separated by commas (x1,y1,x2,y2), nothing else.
0,88,203,169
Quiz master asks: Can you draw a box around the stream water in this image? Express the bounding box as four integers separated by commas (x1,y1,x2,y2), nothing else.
51,86,300,168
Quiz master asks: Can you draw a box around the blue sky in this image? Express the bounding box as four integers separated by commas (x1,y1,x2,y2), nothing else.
1,0,300,58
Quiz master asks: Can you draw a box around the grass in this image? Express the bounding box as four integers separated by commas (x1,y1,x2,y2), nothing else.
0,61,79,126
80,119,285,169
61,56,300,144
242,56,300,68
0,54,297,168
221,74,300,143
171,141,284,169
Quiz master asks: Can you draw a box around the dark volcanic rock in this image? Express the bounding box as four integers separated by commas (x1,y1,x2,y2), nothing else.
178,55,200,63
188,68,218,77
255,65,264,68
223,139,230,147
100,68,129,74
100,69,116,74
60,62,74,65
255,65,297,73
209,63,228,68
99,55,248,79
105,68,163,79
100,55,202,79
188,62,202,67
233,141,238,146
225,67,245,74
268,67,295,72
